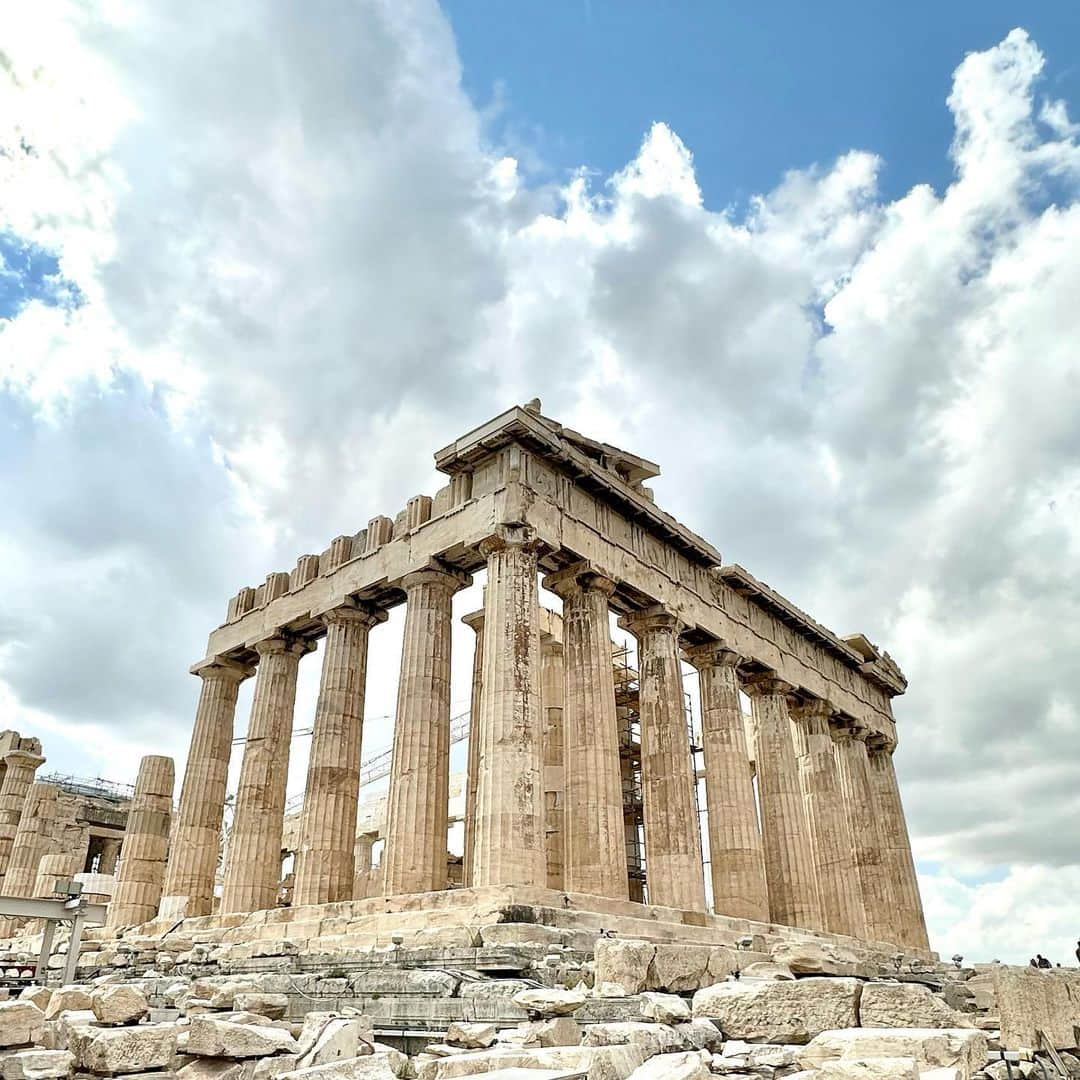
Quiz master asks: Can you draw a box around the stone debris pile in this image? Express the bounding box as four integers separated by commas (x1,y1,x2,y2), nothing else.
0,938,1071,1080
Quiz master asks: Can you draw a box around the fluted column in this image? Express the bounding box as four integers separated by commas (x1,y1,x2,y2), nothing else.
220,634,314,914
98,839,122,876
684,643,768,921
160,657,253,919
2,782,59,898
618,606,706,912
868,739,930,950
744,676,822,930
382,565,470,895
107,755,175,927
540,638,566,889
833,719,896,943
0,750,45,877
293,603,385,907
461,610,484,887
471,526,546,887
545,565,627,900
789,698,866,938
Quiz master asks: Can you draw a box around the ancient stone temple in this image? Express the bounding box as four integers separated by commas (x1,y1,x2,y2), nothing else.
158,401,928,954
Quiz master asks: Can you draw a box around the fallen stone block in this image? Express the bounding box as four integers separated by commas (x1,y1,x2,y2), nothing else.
233,995,289,1021
90,986,149,1027
186,1017,299,1059
594,940,655,998
207,981,260,1010
44,991,93,1023
770,941,858,977
692,977,861,1043
17,989,51,1013
859,982,972,1030
478,923,565,948
280,1051,407,1080
176,1060,253,1080
77,1023,179,1075
519,1018,581,1047
298,1018,366,1066
638,993,689,1025
623,1049,710,1080
993,965,1080,1051
0,1049,75,1080
647,947,713,994
511,988,587,1017
796,1028,988,1078
672,1020,721,1053
815,1057,919,1079
444,1023,496,1049
0,1002,46,1048
581,1022,683,1058
350,970,458,996
739,962,795,981
252,1056,302,1080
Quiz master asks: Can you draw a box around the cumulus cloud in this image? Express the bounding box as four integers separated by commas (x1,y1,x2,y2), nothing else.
1,5,1078,961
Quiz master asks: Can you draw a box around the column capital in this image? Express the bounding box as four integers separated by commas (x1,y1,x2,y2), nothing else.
2,750,44,771
254,634,317,660
866,732,898,755
682,640,743,671
787,696,835,725
320,600,388,630
617,604,681,637
478,524,543,559
741,673,796,698
400,561,473,595
542,561,617,600
829,715,868,742
190,655,256,682
461,609,485,634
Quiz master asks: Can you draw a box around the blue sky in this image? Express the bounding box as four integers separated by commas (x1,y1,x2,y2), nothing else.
444,1,1080,206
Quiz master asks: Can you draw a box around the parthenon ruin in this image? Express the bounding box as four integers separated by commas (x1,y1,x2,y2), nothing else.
144,400,927,954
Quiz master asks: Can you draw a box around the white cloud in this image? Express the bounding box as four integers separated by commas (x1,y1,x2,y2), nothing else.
1,7,1078,959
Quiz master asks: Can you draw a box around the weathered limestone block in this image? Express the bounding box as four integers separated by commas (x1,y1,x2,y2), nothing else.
176,1061,252,1080
77,1023,179,1075
519,1018,581,1047
187,1017,299,1058
44,991,92,1022
350,970,458,996
993,966,1080,1051
511,987,587,1017
0,1050,75,1080
595,939,655,997
17,989,51,1012
297,1018,367,1066
814,1058,919,1079
623,1050,711,1080
740,961,795,981
280,1054,405,1080
715,1040,800,1069
674,1020,723,1053
252,1056,303,1080
770,941,858,976
639,993,690,1024
796,1028,988,1078
648,945,713,993
233,994,289,1020
477,923,564,948
207,980,260,1009
89,985,149,1026
582,1022,684,1058
964,972,996,1012
691,977,861,1043
859,982,972,1030
0,1002,46,1047
444,1023,496,1050
53,1011,99,1054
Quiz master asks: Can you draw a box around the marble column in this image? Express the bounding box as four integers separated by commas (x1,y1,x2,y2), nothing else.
833,719,896,943
540,637,566,890
461,610,484,888
293,602,385,907
789,698,866,939
546,565,627,900
618,606,706,912
382,565,470,895
160,657,253,919
353,833,376,899
107,755,175,927
220,634,314,914
743,676,822,930
1,782,59,898
684,643,769,922
868,739,930,950
471,526,546,887
98,838,122,877
0,749,45,877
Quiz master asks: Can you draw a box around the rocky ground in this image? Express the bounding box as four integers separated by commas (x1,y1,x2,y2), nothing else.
0,932,1074,1080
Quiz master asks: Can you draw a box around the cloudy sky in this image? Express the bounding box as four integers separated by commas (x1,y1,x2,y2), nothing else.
2,1,1079,964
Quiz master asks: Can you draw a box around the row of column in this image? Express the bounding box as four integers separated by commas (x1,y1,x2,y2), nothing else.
160,530,926,953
